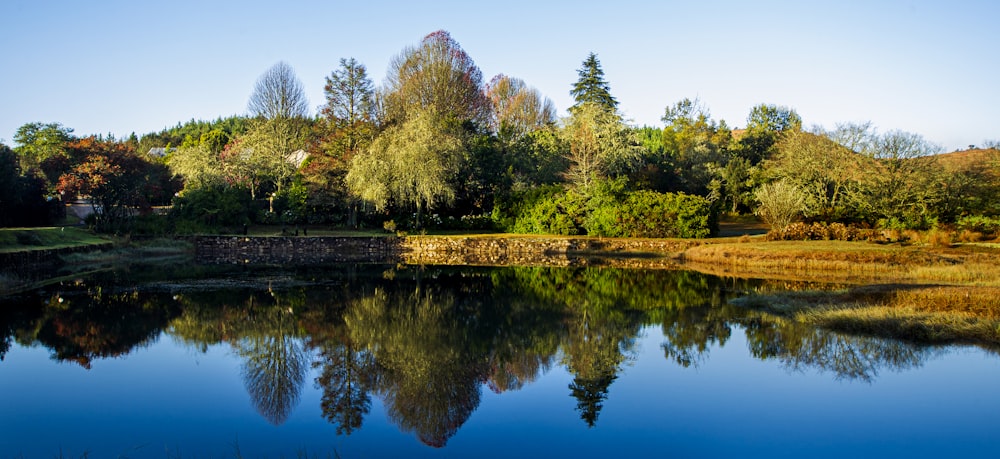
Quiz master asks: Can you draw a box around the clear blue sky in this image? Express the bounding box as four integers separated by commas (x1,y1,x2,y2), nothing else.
1,0,996,151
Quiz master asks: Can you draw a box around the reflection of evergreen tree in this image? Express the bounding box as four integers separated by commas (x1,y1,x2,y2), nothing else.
170,286,311,426
561,304,640,427
569,372,616,427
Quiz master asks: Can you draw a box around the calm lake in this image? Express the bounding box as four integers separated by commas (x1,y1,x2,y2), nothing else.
1,263,998,458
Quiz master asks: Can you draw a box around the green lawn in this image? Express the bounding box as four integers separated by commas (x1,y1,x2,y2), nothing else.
0,227,110,253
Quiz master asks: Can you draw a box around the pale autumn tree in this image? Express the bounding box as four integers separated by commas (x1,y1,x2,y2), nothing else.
560,102,642,193
248,61,310,120
485,74,556,147
381,30,490,126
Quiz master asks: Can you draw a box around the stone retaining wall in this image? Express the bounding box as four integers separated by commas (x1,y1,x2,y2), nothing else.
193,235,699,267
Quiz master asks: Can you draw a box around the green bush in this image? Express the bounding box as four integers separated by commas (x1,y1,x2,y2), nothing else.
170,185,253,228
493,185,585,235
877,215,938,231
956,215,1000,236
587,191,714,238
492,185,564,232
494,183,715,238
514,193,584,235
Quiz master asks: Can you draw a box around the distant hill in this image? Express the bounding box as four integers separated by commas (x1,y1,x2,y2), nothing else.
935,148,1000,172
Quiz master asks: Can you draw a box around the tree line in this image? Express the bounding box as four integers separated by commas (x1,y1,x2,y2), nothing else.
3,29,998,236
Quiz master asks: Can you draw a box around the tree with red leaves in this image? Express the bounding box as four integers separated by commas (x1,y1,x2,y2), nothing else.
56,137,175,232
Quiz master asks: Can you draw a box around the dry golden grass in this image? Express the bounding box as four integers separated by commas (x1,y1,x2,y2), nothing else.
682,240,1000,286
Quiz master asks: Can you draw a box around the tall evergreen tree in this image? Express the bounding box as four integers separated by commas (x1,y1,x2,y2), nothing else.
570,53,618,112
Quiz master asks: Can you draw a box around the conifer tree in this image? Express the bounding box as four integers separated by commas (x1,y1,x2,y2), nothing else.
570,53,618,112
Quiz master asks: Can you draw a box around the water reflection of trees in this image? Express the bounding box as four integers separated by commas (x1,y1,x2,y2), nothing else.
170,287,311,425
0,282,178,368
740,313,934,382
331,268,570,447
0,264,959,444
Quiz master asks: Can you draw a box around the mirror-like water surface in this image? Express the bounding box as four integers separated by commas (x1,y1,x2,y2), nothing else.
1,265,998,458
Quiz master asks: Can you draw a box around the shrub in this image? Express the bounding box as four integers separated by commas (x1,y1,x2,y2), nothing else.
754,180,806,230
517,194,583,235
492,185,565,232
170,185,253,228
957,215,1000,237
494,184,714,238
586,191,714,238
767,222,879,242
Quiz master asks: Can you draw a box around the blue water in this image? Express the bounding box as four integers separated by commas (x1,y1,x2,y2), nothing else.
1,265,998,458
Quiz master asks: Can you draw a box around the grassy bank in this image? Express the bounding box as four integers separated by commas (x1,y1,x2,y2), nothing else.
681,239,1000,286
0,227,109,252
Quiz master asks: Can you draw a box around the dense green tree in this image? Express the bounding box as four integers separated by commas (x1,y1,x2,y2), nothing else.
570,53,617,112
629,126,676,192
746,104,802,133
0,143,58,227
248,61,310,120
851,129,942,226
168,143,224,190
13,122,74,185
230,117,308,198
506,125,568,187
934,149,1000,221
660,98,731,195
737,103,801,165
311,58,380,226
711,155,755,213
296,154,353,225
137,117,249,156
